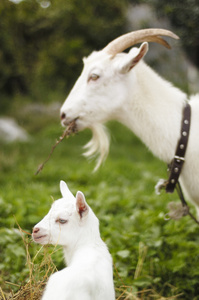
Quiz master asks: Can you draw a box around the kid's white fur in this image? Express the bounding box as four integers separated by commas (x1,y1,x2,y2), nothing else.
32,181,115,300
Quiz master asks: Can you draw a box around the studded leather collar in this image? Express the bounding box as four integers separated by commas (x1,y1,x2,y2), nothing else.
166,103,191,193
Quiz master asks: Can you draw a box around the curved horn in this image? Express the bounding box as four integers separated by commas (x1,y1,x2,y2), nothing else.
103,28,179,55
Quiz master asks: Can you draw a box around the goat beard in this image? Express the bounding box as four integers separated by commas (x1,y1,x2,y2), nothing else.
83,124,110,172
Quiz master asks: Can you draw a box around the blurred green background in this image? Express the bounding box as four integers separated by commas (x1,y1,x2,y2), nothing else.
0,0,199,299
0,0,199,111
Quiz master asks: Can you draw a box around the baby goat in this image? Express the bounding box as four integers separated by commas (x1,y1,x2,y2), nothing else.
32,181,115,300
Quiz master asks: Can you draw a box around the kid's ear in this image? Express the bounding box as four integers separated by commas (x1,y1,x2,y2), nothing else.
118,42,148,74
60,180,74,199
76,191,89,219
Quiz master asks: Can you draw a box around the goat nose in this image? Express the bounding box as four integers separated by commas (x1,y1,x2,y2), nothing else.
33,227,40,234
61,112,66,120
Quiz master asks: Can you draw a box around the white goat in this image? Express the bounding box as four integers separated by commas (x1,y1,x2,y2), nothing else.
60,28,199,218
32,180,115,300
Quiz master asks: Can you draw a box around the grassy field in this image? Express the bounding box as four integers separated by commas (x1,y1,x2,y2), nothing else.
0,100,199,299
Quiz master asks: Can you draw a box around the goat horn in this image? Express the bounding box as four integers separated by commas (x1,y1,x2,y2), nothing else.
103,28,179,55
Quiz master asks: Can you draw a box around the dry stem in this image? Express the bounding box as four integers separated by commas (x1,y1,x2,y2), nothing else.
35,120,78,175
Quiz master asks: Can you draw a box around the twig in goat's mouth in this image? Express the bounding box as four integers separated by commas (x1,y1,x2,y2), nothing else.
35,119,78,175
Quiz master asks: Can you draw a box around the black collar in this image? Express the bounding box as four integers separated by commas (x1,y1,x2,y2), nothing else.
156,103,199,224
166,102,191,193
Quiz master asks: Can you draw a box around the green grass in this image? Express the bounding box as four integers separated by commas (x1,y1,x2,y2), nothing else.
1,102,199,299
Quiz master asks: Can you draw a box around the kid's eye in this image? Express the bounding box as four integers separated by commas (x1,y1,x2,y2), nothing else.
88,73,100,82
56,219,68,224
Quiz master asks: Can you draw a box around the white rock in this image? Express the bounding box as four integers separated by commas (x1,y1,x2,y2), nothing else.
0,117,29,142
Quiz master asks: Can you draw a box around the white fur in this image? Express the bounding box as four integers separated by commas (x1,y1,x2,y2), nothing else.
32,181,115,300
60,42,199,216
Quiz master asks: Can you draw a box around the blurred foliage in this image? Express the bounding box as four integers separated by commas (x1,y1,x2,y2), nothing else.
0,107,199,298
0,0,199,111
1,1,199,298
143,0,199,67
0,0,127,102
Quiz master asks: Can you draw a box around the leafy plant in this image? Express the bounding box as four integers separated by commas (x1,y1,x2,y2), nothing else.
1,103,199,299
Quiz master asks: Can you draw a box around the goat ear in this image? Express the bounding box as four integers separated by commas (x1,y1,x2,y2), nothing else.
119,42,148,74
60,180,74,199
76,191,89,218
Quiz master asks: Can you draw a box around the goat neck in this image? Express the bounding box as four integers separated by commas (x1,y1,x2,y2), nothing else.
116,61,187,163
62,211,103,266
63,236,108,267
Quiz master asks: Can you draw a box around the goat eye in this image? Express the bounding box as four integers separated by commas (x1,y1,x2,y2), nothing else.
56,219,68,224
88,73,100,82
